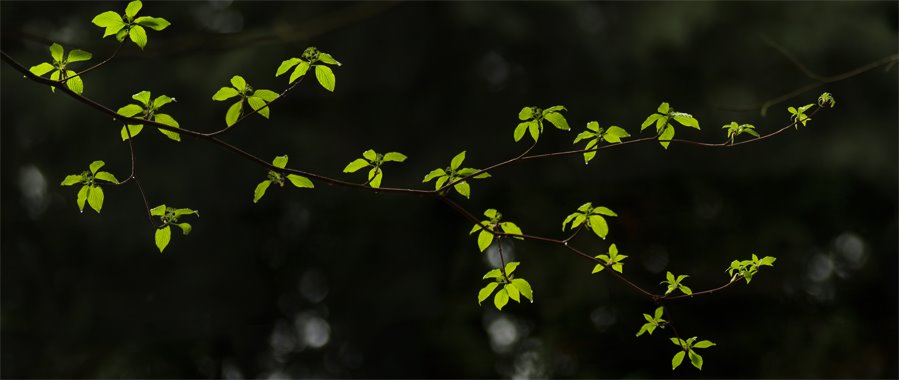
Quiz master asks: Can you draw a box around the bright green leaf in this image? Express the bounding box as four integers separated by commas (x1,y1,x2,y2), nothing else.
276,58,301,77
61,175,84,186
315,65,336,92
500,222,523,238
94,171,119,184
287,174,314,188
155,225,171,253
343,158,369,173
423,168,446,182
368,168,382,188
504,261,519,275
48,43,64,63
129,25,148,49
289,61,311,83
212,87,240,101
494,288,509,310
272,155,289,168
383,152,407,162
528,121,541,142
92,11,126,37
672,350,685,370
482,268,503,279
543,111,569,131
362,149,377,161
176,223,192,235
154,114,181,142
253,180,271,203
513,122,529,142
125,0,142,20
230,75,246,92
149,204,166,216
134,16,171,31
672,114,700,130
153,95,174,109
76,185,88,212
173,208,198,218
450,151,465,170
87,185,104,213
132,91,151,106
225,100,242,127
518,107,533,121
29,62,55,76
318,52,341,66
693,340,716,349
504,284,520,302
592,263,605,273
247,96,269,118
477,229,493,252
89,160,105,174
117,104,144,117
65,71,84,95
593,206,617,217
511,278,533,301
689,350,703,370
641,113,660,131
67,49,92,63
478,282,499,305
120,124,143,140
659,125,675,149
253,89,279,102
453,181,470,198
588,215,609,239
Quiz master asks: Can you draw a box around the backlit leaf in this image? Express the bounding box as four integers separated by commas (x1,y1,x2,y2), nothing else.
478,282,499,305
253,180,271,203
29,62,55,76
287,174,314,188
343,158,369,173
87,185,104,213
477,230,493,252
315,65,335,92
129,25,148,49
134,16,171,31
155,225,171,253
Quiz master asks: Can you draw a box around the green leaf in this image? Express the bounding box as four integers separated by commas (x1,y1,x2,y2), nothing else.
48,43,64,63
89,160,105,174
115,28,128,42
494,288,509,310
154,114,181,142
453,181,470,198
76,185,89,212
155,225,171,253
368,168,383,188
125,0,142,20
272,155,289,168
87,185,104,213
253,180,271,203
500,222,523,238
94,171,119,184
450,151,466,170
759,256,777,266
477,230,493,252
423,168,446,182
672,350,685,370
176,223,192,235
484,209,498,219
693,340,716,349
543,111,569,131
478,282,499,305
518,107,533,121
289,61,311,83
678,285,693,295
92,11,126,37
120,124,143,141
253,89,279,102
153,95,175,109
117,104,144,117
573,130,595,144
212,87,239,101
482,268,503,279
61,175,84,186
276,58,301,77
511,278,533,301
528,120,541,142
49,70,60,92
247,96,270,118
591,263,605,273
134,16,171,31
689,350,703,370
504,261,519,275
29,62,55,76
129,25,148,49
343,158,369,173
658,125,675,149
593,206,617,217
504,283,520,302
173,208,198,218
287,174,314,188
318,52,341,66
230,75,247,92
383,152,407,162
641,114,660,131
588,215,609,239
132,91,151,106
65,71,84,95
657,102,670,114
149,204,166,216
315,65,336,92
434,176,448,190
672,114,700,130
67,49,92,63
513,122,529,142
603,126,630,143
225,100,242,127
362,149,377,161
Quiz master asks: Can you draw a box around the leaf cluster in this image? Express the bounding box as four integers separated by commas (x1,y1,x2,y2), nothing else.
721,122,759,144
641,102,700,149
661,271,692,296
788,104,814,128
60,160,119,213
212,75,280,127
592,243,628,273
275,46,341,91
422,151,490,199
150,204,198,252
116,90,180,141
28,43,91,95
477,262,534,310
671,336,716,370
514,105,569,142
573,121,630,164
254,155,314,203
562,202,617,239
727,254,776,284
91,0,170,49
469,209,523,252
343,149,407,188
635,306,666,337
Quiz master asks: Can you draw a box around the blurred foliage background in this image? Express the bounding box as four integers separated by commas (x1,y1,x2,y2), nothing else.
2,1,897,378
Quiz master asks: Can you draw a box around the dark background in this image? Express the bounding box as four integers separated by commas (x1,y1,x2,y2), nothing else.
2,1,897,378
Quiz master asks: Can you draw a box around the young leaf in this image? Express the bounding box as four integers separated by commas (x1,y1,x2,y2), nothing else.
671,350,686,370
61,175,84,186
289,61,311,83
493,288,509,310
65,71,84,95
76,185,89,212
132,91,152,106
212,87,239,101
225,101,242,127
510,278,533,301
149,204,166,216
155,225,171,253
318,52,341,66
253,89,279,102
287,174,314,188
504,283,520,302
383,152,407,162
658,125,675,149
230,75,247,92
94,171,119,184
513,121,530,142
247,96,269,118
315,65,336,92
423,168,446,182
120,125,143,140
134,16,170,31
129,25,148,49
543,111,570,131
125,0,142,20
276,58,301,77
253,180,271,203
92,11,126,37
29,62,55,76
343,159,369,173
67,49,92,63
453,181,471,198
154,114,181,142
504,261,519,275
588,215,609,239
450,151,465,170
477,230,493,252
368,168,383,188
478,282,499,305
153,95,175,109
175,223,192,235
